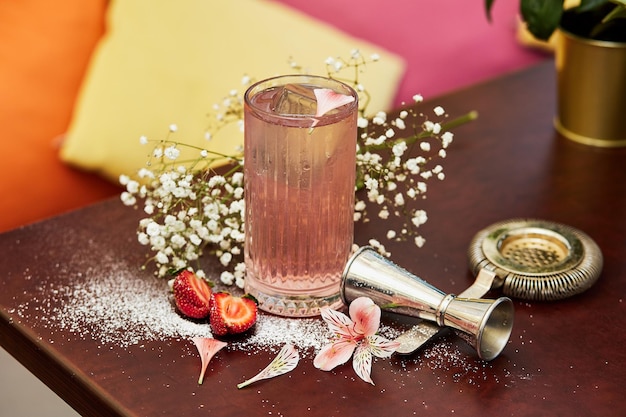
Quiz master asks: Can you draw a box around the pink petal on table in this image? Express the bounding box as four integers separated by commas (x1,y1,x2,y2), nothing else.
192,337,227,385
237,344,300,389
313,88,355,118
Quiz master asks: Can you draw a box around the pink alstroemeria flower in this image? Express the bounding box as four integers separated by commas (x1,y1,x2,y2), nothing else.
310,88,355,128
313,297,400,385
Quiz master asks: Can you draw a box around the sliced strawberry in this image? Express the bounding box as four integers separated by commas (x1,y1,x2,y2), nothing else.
209,292,258,336
173,270,212,319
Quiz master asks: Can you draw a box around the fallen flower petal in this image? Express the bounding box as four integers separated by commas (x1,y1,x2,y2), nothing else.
237,344,300,389
192,337,227,385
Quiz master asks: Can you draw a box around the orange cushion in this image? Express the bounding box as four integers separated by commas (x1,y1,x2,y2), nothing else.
0,0,120,232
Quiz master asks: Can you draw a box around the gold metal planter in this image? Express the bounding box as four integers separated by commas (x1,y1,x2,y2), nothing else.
555,28,626,147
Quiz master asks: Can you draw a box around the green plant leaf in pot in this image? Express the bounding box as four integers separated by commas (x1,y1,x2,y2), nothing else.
520,0,564,40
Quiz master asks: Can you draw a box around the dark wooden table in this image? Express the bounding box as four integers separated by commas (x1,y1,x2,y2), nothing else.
2,61,625,416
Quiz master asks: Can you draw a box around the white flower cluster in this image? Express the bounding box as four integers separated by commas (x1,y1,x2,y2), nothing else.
120,52,474,287
120,124,246,287
353,96,458,251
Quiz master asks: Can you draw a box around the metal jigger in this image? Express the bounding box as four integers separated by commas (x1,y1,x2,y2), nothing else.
340,247,515,360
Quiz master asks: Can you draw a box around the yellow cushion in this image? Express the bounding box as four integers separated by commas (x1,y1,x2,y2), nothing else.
60,0,405,182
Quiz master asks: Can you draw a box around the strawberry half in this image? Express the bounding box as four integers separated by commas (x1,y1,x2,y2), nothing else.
209,292,258,336
173,270,212,319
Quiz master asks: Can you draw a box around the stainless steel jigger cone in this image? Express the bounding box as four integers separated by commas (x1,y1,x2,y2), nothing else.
340,246,515,361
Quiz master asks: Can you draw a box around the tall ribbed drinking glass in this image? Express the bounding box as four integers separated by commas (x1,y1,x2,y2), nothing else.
243,75,358,317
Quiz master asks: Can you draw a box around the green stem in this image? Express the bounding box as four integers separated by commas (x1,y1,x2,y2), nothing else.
362,110,478,152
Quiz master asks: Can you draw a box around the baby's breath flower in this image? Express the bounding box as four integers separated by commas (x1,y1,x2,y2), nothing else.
138,168,154,179
368,239,390,257
220,271,235,286
364,177,379,190
235,275,245,289
411,210,428,227
392,141,407,157
372,111,386,125
393,118,406,130
121,192,136,206
164,146,180,160
441,131,454,147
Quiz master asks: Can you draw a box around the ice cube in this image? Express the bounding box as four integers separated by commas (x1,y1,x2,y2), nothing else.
271,84,317,116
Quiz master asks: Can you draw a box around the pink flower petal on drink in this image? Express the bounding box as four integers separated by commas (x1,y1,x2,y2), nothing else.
313,339,357,371
313,88,355,118
237,344,300,389
349,296,380,337
192,337,227,385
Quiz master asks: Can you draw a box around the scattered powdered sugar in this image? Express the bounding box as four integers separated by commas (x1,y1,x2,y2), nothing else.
10,258,528,386
11,261,400,358
15,267,210,347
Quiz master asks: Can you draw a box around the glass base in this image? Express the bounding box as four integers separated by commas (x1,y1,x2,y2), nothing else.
246,288,343,317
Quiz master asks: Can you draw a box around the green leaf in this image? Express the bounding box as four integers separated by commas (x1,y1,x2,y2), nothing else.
577,0,610,13
602,2,626,22
485,0,496,21
521,0,565,40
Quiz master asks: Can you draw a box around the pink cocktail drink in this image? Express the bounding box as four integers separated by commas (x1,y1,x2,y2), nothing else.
244,75,358,317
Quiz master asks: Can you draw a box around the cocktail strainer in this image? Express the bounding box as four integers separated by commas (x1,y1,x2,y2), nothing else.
468,218,603,301
364,219,603,354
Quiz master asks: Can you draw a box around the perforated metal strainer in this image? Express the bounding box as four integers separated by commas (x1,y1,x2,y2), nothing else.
468,218,603,301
